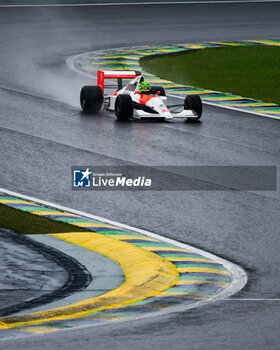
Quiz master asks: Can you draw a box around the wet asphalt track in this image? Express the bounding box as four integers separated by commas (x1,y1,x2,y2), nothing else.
0,2,280,349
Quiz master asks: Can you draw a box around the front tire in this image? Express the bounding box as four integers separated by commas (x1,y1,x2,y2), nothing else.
184,95,202,120
115,94,133,121
80,86,103,113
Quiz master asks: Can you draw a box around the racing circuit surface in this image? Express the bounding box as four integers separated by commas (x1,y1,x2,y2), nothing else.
0,2,280,349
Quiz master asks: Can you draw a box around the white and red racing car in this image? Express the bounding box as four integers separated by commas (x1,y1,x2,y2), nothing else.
80,70,202,121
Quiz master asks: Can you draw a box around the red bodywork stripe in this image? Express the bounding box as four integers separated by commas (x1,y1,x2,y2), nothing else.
97,70,104,92
139,95,156,105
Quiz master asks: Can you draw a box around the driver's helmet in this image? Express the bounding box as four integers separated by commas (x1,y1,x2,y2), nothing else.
138,81,152,94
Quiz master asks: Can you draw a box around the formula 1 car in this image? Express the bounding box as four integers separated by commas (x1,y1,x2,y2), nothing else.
80,70,202,121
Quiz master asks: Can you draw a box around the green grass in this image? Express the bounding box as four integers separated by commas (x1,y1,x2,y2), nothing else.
0,204,88,234
140,45,280,104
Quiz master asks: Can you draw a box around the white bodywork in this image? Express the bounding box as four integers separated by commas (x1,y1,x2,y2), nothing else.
105,75,198,120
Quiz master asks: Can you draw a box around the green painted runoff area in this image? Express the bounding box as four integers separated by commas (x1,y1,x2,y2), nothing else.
140,45,280,104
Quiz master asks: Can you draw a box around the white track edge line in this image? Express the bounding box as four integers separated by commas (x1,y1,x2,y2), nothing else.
167,95,280,120
0,187,247,341
0,188,247,298
1,0,280,7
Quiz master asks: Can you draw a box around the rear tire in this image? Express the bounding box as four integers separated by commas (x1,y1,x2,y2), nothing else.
80,86,103,113
151,86,166,96
184,95,202,119
115,94,133,121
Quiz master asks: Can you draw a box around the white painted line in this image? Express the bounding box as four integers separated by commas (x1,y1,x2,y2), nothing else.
167,94,280,121
0,188,247,301
0,187,247,340
1,0,280,8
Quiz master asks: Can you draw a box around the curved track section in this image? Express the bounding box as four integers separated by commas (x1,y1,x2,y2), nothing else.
1,2,280,349
0,190,246,338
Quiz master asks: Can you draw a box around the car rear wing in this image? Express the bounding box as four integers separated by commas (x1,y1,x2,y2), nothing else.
97,70,141,92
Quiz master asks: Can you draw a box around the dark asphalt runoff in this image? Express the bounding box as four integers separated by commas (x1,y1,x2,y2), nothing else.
0,2,280,349
0,228,68,315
